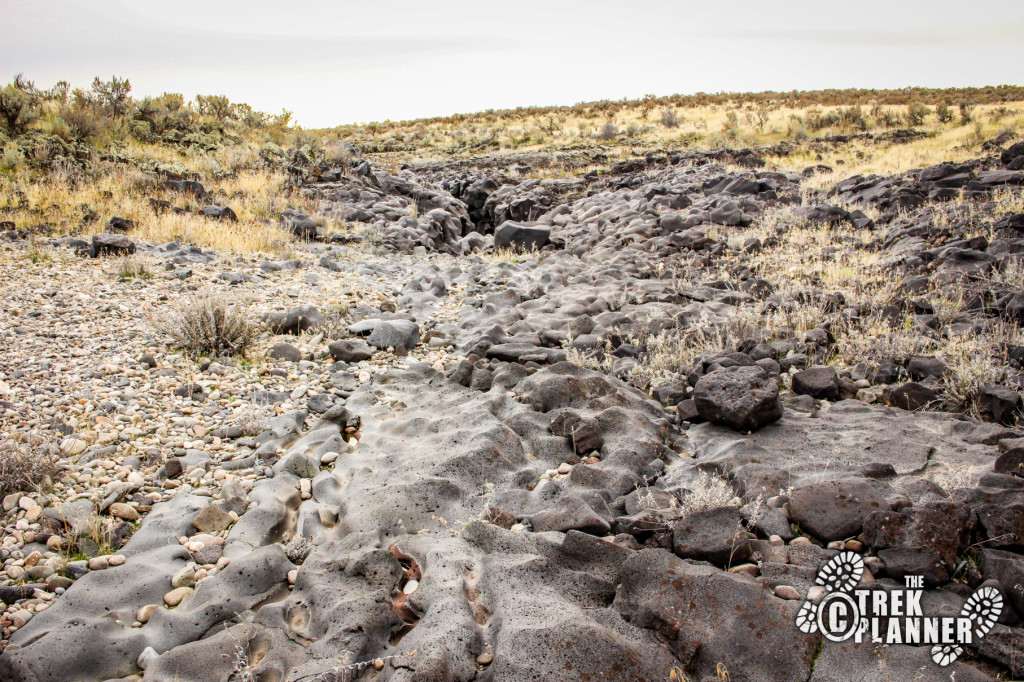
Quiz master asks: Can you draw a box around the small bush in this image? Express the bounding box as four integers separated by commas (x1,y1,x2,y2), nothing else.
722,111,740,139
936,101,954,123
112,254,151,280
959,103,974,125
23,239,54,263
236,403,273,437
989,106,1010,122
874,107,902,128
595,122,619,140
941,330,1019,418
151,294,261,357
1,142,22,170
635,471,738,525
0,77,39,136
660,109,680,128
905,101,930,126
806,107,841,131
679,472,738,515
0,434,60,500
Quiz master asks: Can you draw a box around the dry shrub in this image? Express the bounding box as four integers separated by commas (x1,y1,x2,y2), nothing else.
627,310,761,389
678,471,739,515
111,254,151,280
235,402,273,436
562,338,613,373
636,471,738,524
0,432,60,499
830,312,937,367
940,328,1019,417
151,294,262,357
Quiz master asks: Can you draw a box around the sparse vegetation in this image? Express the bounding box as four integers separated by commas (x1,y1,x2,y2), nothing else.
0,431,60,500
1,64,1023,681
111,253,151,280
636,471,739,524
150,294,262,357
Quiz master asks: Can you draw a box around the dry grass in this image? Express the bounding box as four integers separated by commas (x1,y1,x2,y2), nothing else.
736,209,896,305
941,325,1022,418
627,321,736,389
0,430,61,500
830,314,936,367
478,247,535,264
636,471,739,524
330,98,1024,168
677,471,739,515
779,111,1024,189
130,211,291,254
150,293,262,357
20,239,55,264
233,401,274,437
110,253,151,280
0,162,321,254
630,189,1024,421
561,330,614,372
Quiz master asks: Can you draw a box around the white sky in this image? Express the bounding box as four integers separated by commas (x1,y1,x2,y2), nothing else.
3,0,1023,128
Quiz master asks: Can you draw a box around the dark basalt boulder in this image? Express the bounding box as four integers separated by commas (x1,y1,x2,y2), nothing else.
671,507,751,566
789,477,888,542
861,501,970,586
792,366,840,401
693,365,782,432
89,233,136,258
265,305,322,335
493,221,551,251
199,205,237,222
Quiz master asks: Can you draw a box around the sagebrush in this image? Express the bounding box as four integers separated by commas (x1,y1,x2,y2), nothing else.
151,294,262,357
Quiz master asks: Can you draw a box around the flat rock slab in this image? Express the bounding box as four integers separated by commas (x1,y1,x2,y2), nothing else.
687,399,1000,495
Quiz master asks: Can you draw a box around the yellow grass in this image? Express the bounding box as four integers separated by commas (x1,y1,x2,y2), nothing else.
130,212,292,254
329,100,1024,169
0,163,338,254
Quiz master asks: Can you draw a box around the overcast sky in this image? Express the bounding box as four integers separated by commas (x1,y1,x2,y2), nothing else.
3,1,1023,128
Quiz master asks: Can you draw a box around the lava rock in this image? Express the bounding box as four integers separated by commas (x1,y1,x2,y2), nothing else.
328,340,375,363
493,221,551,251
672,507,751,567
885,382,940,411
693,366,783,432
977,385,1022,425
108,216,135,233
789,478,888,542
367,320,420,352
266,306,322,335
90,233,136,258
861,501,969,586
268,343,302,362
281,210,319,240
791,366,840,401
549,411,604,454
191,504,234,533
199,205,238,222
906,356,948,381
